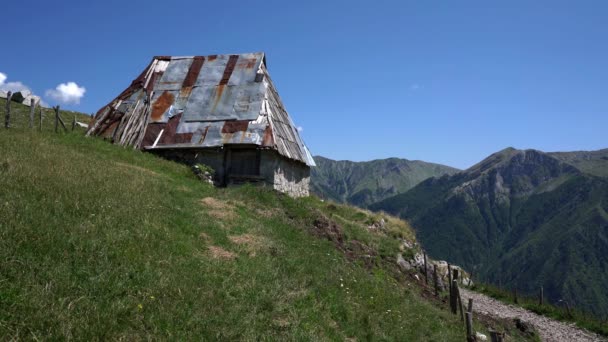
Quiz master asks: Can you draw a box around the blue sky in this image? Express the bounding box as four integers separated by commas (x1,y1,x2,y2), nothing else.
2,0,607,169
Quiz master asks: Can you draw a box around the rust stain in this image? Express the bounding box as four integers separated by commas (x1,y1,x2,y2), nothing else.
208,55,217,61
102,121,119,139
198,126,210,144
159,113,183,145
220,55,239,85
181,56,205,98
237,58,257,69
222,132,233,144
174,133,193,144
154,56,172,61
212,55,239,112
262,125,274,146
212,84,225,112
142,123,165,147
221,120,249,133
151,91,175,122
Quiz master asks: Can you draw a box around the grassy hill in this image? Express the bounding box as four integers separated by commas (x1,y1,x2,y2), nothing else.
371,148,608,318
0,100,532,340
549,149,608,178
311,156,459,208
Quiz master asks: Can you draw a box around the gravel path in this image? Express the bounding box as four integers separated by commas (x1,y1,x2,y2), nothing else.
459,288,606,342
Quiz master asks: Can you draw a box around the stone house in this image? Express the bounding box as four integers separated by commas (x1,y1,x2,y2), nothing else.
87,52,314,197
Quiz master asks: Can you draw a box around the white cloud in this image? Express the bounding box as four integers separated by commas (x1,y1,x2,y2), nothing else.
0,72,47,107
296,126,303,132
409,84,422,91
0,72,32,94
45,82,86,105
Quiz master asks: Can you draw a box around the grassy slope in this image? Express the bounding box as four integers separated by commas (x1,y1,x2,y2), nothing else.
0,102,516,340
549,149,608,178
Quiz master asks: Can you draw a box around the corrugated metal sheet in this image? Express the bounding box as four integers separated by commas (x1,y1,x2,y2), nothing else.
87,52,314,166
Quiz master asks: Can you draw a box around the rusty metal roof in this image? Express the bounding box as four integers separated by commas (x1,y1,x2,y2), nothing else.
87,52,315,166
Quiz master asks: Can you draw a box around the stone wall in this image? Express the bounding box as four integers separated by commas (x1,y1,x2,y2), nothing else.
153,148,310,197
260,150,310,197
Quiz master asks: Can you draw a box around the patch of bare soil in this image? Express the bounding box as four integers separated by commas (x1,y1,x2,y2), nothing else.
200,197,236,220
228,234,270,257
207,246,236,260
198,232,211,242
311,215,377,269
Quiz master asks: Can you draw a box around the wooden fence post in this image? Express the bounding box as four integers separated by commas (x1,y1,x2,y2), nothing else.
4,91,12,128
490,330,504,342
423,253,428,285
72,114,76,131
448,264,452,303
457,281,464,322
467,298,473,314
465,312,474,342
450,279,458,314
539,286,544,306
54,105,59,132
433,264,439,296
513,288,518,304
39,106,43,130
29,98,36,128
54,105,67,132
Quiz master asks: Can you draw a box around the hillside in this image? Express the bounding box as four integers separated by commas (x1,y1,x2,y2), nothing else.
371,147,608,317
311,156,459,207
0,101,530,340
549,149,608,178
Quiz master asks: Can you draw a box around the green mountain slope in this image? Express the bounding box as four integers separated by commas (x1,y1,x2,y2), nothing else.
549,149,608,178
1,100,510,340
311,156,459,207
371,148,608,317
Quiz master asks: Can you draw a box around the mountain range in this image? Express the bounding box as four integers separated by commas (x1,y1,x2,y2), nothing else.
369,147,608,316
311,156,459,207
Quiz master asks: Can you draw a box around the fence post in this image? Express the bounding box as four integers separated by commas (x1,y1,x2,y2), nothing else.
72,114,76,131
467,298,473,313
465,312,474,342
4,91,12,128
490,330,504,342
450,279,458,314
39,106,43,130
448,264,452,303
423,252,428,285
54,105,59,132
29,98,36,128
457,282,464,322
513,288,518,304
539,286,543,306
433,264,439,296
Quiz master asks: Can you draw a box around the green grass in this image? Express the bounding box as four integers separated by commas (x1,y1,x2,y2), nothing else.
2,97,92,132
0,100,534,340
472,283,608,337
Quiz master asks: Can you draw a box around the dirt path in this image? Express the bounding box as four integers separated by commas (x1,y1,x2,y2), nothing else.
459,288,606,342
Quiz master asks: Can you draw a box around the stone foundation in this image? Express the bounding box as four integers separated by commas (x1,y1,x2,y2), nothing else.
152,147,310,197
